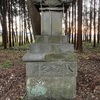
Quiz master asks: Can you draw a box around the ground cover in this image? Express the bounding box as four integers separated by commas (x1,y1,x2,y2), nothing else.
0,44,100,100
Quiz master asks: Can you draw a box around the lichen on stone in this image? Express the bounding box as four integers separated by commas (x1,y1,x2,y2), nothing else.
45,53,77,62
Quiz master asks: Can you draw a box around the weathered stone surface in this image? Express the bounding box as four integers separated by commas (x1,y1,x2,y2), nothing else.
30,43,74,54
22,52,77,62
26,62,77,77
35,35,68,43
41,11,62,36
41,11,51,35
22,52,46,62
26,77,76,99
23,42,77,100
51,11,62,35
45,53,77,62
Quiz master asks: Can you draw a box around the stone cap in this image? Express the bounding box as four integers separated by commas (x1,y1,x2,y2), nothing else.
22,52,77,62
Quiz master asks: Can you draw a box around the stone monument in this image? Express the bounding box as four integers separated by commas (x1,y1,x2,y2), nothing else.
23,0,77,100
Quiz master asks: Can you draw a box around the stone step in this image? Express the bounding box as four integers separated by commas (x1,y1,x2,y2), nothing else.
35,35,68,43
30,43,74,54
22,52,77,62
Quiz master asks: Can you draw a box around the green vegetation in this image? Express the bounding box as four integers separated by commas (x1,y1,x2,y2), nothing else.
0,35,2,43
10,43,30,50
45,53,77,62
0,60,13,68
83,42,100,52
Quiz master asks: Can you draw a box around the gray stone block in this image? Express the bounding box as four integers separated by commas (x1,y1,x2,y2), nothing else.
41,11,62,36
22,52,46,62
26,62,77,77
26,77,76,99
45,53,77,62
35,35,68,43
30,43,74,54
22,52,77,62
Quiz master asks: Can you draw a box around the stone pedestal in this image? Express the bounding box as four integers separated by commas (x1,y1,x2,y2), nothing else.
23,35,77,100
23,4,77,99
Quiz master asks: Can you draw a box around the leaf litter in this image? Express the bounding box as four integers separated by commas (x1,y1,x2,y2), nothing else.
0,49,100,100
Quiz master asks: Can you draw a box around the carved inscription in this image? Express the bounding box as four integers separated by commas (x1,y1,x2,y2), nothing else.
26,62,77,77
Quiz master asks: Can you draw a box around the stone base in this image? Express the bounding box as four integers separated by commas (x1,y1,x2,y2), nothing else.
25,62,77,100
26,77,76,100
23,35,77,100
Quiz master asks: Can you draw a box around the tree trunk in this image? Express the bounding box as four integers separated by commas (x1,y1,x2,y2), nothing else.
74,2,77,49
8,0,12,47
72,3,74,44
97,0,100,44
27,0,41,37
2,0,7,49
11,0,14,47
23,0,26,44
77,0,82,51
93,0,96,47
28,11,33,43
69,10,71,43
89,0,92,43
65,11,67,35
19,0,21,46
15,16,18,43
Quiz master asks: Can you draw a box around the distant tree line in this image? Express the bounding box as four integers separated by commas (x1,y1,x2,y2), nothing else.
0,0,33,49
0,0,100,51
65,0,100,51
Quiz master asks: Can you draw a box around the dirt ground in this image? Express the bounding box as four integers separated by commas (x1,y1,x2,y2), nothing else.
0,47,100,100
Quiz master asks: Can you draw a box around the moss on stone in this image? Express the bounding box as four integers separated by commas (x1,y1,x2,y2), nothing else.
36,37,45,43
45,53,77,62
49,36,60,43
45,54,65,60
